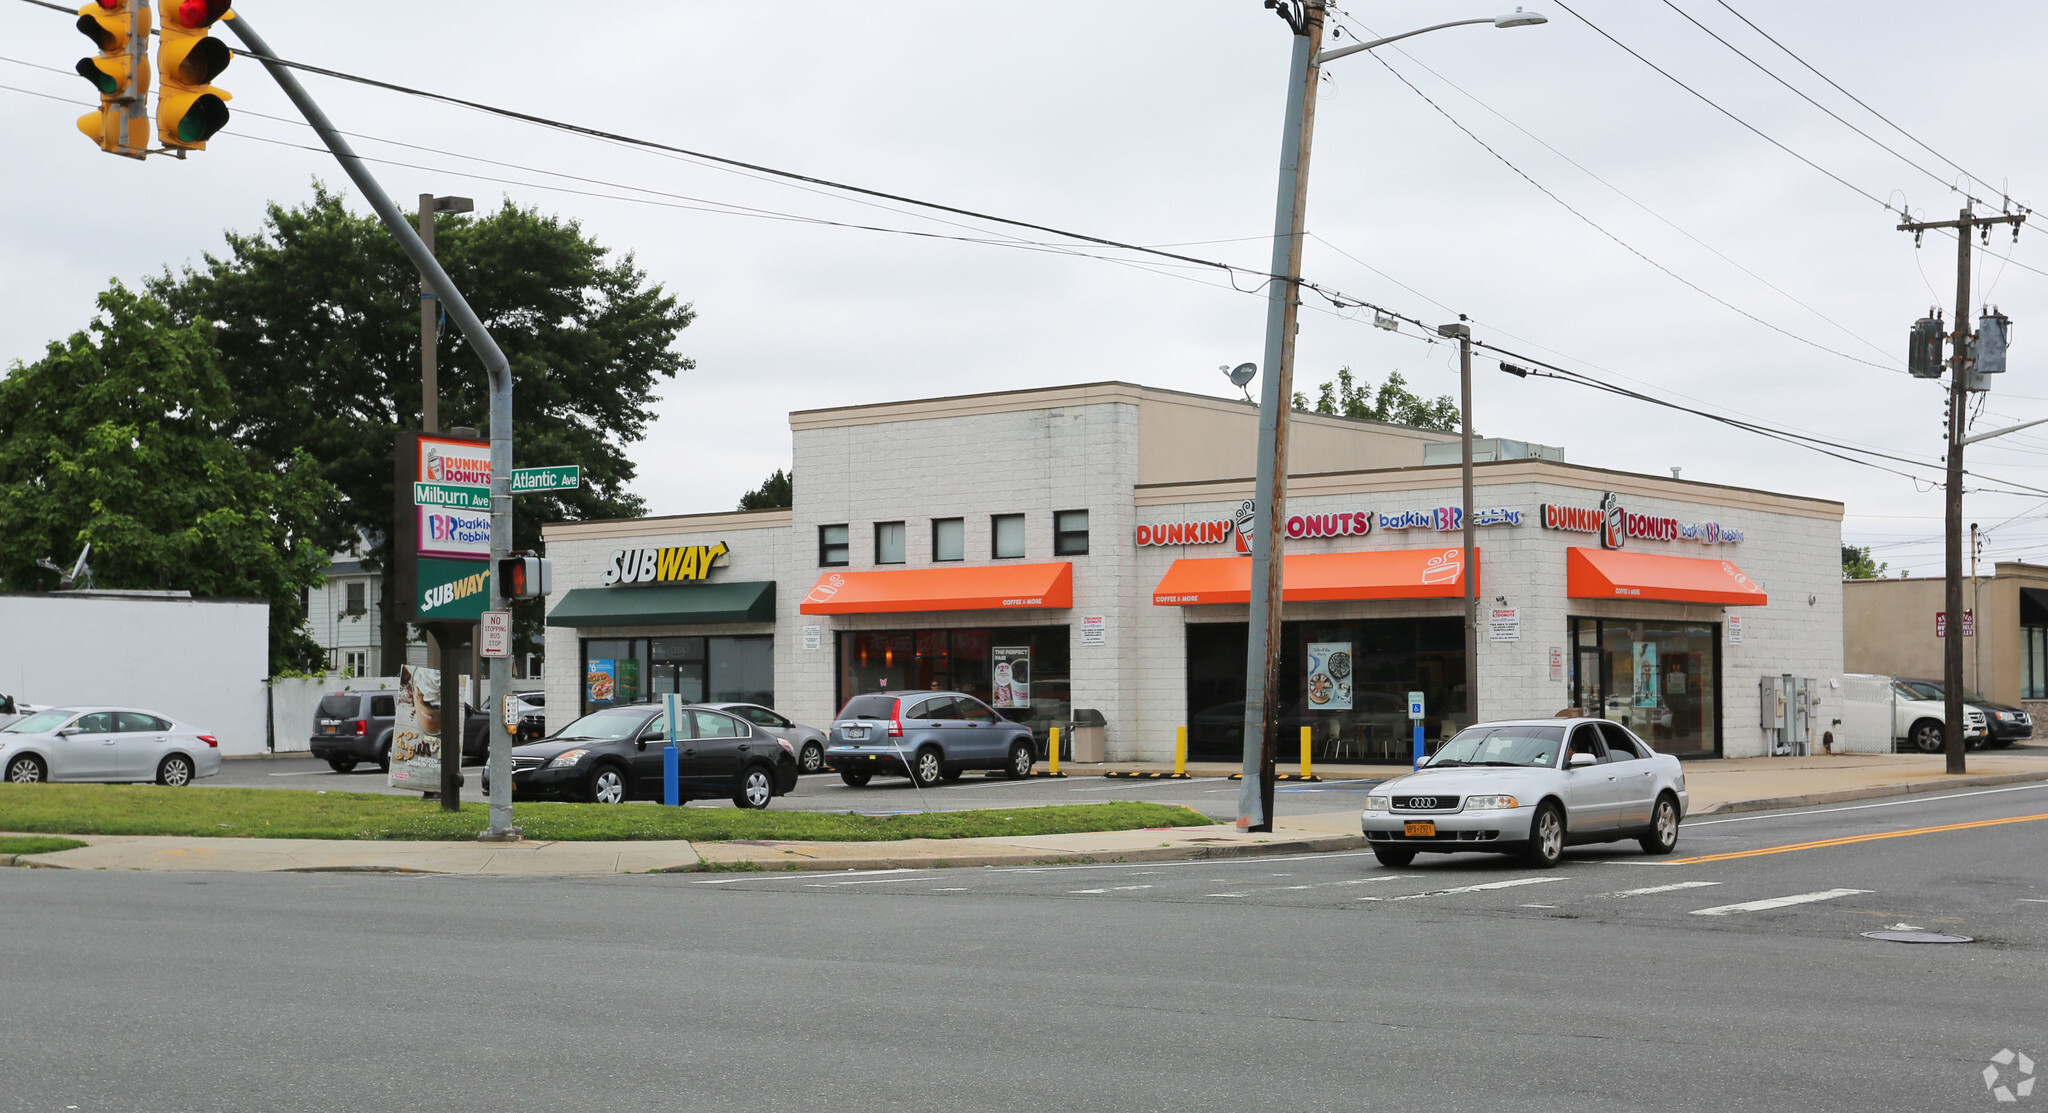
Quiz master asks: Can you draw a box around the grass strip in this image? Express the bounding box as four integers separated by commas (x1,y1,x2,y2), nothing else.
0,783,1211,843
0,835,88,856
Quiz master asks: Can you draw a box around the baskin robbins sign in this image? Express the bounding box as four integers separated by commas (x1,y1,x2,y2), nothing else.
1539,491,1744,550
414,436,492,559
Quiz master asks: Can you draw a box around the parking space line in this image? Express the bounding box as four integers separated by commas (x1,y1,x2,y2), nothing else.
1358,877,1566,902
1690,888,1872,916
1666,813,2048,864
1601,881,1722,898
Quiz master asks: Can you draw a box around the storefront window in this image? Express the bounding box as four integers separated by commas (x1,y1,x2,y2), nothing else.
2025,626,2048,700
836,626,1070,745
1568,617,1719,757
1184,618,1466,763
582,636,775,713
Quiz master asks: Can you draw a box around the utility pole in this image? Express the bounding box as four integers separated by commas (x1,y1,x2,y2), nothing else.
1896,206,2026,775
1240,0,1325,833
1440,319,1479,726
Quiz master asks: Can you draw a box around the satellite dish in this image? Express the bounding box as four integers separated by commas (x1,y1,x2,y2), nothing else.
1226,363,1258,388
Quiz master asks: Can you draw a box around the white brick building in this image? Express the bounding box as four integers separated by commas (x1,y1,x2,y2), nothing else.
542,382,1843,762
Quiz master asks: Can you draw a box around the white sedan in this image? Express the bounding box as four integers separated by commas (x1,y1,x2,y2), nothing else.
1361,718,1688,868
1,707,222,786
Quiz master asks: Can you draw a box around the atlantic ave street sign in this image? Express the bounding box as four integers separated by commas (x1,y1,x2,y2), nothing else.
512,465,580,494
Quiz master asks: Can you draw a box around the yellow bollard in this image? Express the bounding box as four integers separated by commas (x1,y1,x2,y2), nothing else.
1049,727,1061,776
1175,726,1188,777
1300,725,1313,780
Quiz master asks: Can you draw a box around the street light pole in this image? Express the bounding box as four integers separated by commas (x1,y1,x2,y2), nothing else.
1439,320,1478,726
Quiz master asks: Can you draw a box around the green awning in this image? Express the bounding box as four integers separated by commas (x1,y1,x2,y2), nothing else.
544,581,776,627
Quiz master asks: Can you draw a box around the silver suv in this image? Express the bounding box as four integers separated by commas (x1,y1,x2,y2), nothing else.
825,691,1036,787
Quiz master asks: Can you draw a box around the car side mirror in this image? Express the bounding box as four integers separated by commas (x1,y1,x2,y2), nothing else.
1568,752,1598,768
57,726,81,737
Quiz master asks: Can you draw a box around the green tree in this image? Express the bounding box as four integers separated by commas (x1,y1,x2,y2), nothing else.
737,468,792,511
1842,544,1888,580
0,284,338,672
150,185,695,668
1291,366,1460,431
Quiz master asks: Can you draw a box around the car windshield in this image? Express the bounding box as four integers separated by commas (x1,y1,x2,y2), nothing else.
3,711,75,734
1898,681,1944,701
547,708,651,742
1427,724,1566,768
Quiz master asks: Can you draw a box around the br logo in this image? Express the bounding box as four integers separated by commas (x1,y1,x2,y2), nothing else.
1985,1049,2036,1103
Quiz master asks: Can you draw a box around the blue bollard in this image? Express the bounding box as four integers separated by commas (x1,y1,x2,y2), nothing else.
1412,722,1425,770
663,743,679,806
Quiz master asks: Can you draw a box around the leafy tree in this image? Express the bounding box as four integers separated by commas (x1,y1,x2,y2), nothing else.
0,284,338,671
1842,544,1888,580
738,468,793,511
1291,367,1460,431
150,184,695,668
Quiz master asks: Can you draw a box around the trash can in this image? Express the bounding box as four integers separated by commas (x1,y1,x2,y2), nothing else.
1070,708,1107,763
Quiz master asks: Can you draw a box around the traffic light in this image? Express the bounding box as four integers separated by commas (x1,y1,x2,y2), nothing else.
154,0,233,150
497,555,553,601
74,0,151,158
1908,313,1945,379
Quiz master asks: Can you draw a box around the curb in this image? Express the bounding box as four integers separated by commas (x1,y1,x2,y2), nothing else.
670,833,1369,873
1690,769,2048,816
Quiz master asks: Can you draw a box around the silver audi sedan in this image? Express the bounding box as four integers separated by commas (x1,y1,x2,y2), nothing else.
2,706,223,786
1361,718,1688,868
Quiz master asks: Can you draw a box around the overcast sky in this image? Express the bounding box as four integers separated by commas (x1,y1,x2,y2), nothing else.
5,1,2047,573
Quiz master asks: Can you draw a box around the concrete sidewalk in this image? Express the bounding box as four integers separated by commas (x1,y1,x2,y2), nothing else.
7,748,2044,876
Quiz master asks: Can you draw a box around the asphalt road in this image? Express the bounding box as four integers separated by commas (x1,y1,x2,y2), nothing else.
5,784,2045,1112
209,755,1381,818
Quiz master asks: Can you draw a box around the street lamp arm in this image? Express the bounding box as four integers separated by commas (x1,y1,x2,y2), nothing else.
1315,18,1493,64
1962,414,2048,446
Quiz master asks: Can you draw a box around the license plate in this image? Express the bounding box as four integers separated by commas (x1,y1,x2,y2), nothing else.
322,724,337,734
1404,821,1437,838
844,727,870,740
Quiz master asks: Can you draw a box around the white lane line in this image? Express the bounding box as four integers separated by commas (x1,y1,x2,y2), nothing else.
1070,888,1108,895
829,875,947,886
1070,778,1230,792
694,867,929,885
1520,903,1558,908
267,770,335,777
1688,782,2048,826
2018,899,2048,904
1282,875,1421,891
991,849,1384,874
1206,892,1249,897
1358,877,1566,902
1690,888,1873,916
931,887,969,892
1601,881,1722,898
1110,884,1153,891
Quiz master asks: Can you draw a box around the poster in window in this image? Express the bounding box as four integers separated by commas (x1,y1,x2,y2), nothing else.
616,658,641,703
1633,642,1660,709
388,664,443,792
992,646,1031,708
1305,642,1353,711
587,659,617,703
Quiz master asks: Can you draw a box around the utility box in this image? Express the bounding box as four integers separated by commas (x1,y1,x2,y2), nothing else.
1070,708,1107,763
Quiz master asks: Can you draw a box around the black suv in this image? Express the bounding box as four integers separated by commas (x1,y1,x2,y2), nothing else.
309,690,491,773
486,703,800,807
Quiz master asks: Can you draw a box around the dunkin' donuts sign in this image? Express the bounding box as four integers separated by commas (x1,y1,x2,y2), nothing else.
1137,499,1256,554
1540,491,1744,550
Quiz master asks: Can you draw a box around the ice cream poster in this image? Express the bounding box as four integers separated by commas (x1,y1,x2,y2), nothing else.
1305,641,1353,711
388,664,443,792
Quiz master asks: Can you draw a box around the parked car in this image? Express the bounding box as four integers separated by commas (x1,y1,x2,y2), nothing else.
1886,678,1991,753
1898,678,2031,749
485,702,799,807
308,689,491,773
701,702,830,774
1360,718,1689,868
2,706,222,786
824,691,1037,787
509,691,547,742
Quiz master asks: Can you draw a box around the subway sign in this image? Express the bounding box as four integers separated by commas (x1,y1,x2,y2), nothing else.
417,558,491,621
603,542,730,586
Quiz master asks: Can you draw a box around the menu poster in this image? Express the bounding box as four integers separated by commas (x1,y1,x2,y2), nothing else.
388,664,443,792
1305,641,1353,711
992,646,1031,708
617,658,641,703
587,659,617,703
1633,642,1660,709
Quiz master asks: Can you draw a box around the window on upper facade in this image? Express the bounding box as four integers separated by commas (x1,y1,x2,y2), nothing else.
992,514,1026,560
932,518,964,562
819,524,850,567
344,582,366,615
1053,509,1090,556
875,521,906,565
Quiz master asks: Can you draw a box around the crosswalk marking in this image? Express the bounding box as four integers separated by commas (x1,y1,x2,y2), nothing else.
1690,888,1873,916
1601,881,1722,899
1358,877,1565,902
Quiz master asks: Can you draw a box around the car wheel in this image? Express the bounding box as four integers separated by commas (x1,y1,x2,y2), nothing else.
377,744,392,773
587,765,627,804
732,766,774,810
1911,719,1944,754
6,754,46,784
1372,846,1415,868
1522,802,1565,868
156,754,194,787
1639,794,1681,855
799,742,825,774
326,757,357,774
839,769,872,788
1004,741,1033,780
911,747,944,787
941,768,964,782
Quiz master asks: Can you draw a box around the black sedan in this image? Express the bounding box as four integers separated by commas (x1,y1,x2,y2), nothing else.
484,703,799,808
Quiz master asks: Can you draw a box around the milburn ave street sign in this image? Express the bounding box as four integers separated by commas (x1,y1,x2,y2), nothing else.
512,466,580,494
413,482,492,511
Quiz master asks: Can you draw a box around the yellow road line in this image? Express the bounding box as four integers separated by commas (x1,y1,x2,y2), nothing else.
1666,811,2048,864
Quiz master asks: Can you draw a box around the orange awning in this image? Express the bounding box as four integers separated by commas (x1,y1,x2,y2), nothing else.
1566,547,1767,606
799,562,1073,614
1151,548,1476,605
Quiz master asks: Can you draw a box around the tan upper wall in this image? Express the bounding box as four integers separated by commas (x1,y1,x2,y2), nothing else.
542,508,791,543
1842,563,2048,703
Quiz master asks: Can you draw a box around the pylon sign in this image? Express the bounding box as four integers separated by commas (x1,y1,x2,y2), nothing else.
394,431,491,625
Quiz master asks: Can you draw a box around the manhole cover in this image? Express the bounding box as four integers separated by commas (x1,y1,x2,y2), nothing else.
1861,930,1973,944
